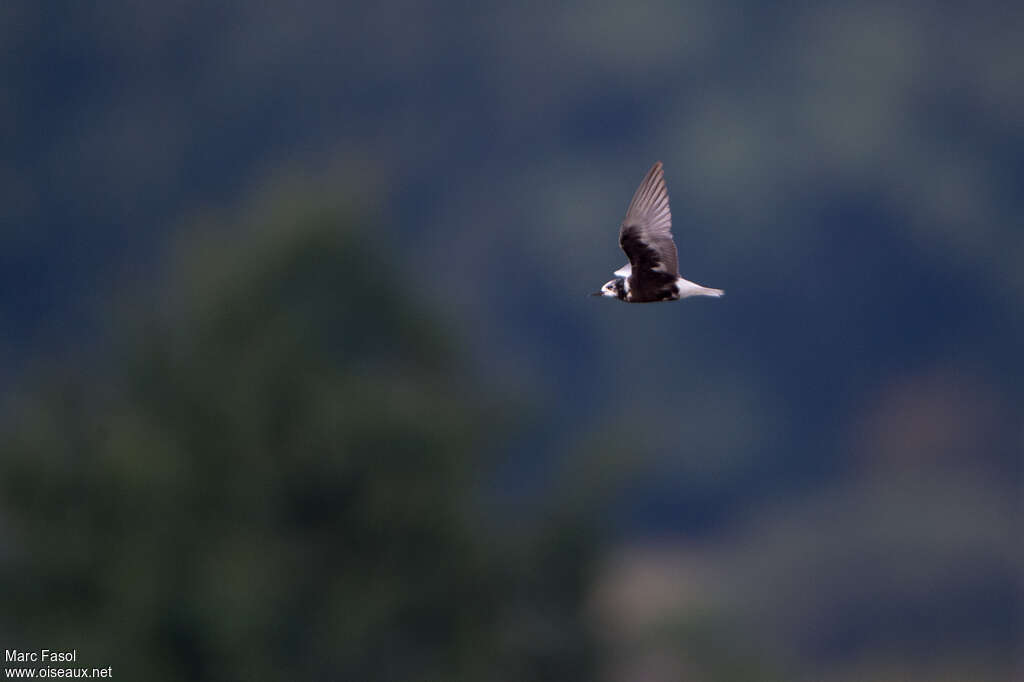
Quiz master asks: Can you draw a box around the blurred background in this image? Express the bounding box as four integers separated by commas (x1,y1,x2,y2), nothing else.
1,2,1021,680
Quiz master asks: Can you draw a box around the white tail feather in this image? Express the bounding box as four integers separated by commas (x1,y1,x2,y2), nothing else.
676,277,724,299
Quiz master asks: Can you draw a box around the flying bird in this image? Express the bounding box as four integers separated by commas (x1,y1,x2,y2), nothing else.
593,161,723,303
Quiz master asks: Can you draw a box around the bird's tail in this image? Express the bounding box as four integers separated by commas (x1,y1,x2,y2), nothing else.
676,277,724,298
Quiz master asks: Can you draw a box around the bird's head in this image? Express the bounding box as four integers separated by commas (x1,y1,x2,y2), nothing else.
592,279,624,298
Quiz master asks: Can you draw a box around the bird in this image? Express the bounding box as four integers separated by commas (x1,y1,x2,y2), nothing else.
592,161,724,303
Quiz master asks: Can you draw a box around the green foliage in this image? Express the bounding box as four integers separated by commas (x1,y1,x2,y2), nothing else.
0,202,595,681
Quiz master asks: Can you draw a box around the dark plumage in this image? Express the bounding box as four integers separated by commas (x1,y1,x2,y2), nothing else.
593,162,724,303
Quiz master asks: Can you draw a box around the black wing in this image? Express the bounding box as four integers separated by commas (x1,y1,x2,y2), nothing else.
618,161,679,282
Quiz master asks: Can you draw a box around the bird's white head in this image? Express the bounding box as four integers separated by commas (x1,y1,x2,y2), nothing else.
592,279,625,299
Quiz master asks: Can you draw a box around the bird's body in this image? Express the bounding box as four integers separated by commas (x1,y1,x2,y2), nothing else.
593,162,723,303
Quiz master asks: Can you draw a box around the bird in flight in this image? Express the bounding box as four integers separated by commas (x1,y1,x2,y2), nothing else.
593,161,723,303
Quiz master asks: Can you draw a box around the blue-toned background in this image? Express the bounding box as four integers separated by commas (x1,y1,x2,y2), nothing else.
2,2,1021,680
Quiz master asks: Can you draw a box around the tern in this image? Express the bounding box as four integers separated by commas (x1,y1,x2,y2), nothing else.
593,162,723,303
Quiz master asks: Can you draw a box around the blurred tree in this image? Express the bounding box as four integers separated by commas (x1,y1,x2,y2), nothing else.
0,197,596,681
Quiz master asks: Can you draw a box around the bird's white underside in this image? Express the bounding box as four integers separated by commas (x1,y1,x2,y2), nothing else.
610,268,724,296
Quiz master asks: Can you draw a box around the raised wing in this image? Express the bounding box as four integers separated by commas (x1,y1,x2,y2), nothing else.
618,161,679,279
